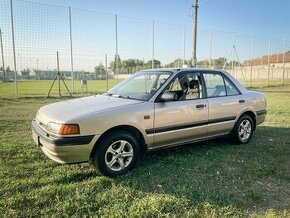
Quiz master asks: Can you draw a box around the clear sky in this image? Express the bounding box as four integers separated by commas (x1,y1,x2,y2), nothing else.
31,0,290,39
1,0,290,71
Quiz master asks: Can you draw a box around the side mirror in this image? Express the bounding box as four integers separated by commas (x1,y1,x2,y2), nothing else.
160,92,178,102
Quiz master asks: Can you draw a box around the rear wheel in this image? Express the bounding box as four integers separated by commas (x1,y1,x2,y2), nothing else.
93,131,139,176
230,115,254,144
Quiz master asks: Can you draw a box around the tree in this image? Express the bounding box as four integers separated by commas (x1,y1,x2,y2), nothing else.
165,58,191,68
23,68,30,73
121,59,144,74
146,59,161,68
212,57,227,69
6,66,11,72
94,63,105,79
110,58,146,74
191,57,240,69
227,60,241,68
110,55,121,73
197,60,209,68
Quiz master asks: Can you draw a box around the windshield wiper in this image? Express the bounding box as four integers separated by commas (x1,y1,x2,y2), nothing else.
118,95,145,101
117,95,132,99
108,93,145,101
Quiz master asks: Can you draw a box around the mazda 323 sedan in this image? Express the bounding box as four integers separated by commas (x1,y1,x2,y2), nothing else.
32,68,267,176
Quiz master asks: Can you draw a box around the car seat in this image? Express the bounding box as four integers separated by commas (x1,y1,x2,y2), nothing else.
186,79,200,99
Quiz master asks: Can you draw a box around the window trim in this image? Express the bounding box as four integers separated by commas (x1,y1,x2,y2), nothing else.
223,75,241,96
155,71,206,102
202,71,241,99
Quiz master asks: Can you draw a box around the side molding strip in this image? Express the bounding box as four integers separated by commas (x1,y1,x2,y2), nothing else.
145,116,236,134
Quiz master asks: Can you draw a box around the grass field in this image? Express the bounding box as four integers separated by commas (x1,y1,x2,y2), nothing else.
0,78,290,98
0,83,290,217
0,80,120,98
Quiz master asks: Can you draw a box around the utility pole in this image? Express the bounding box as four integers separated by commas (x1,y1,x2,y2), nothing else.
0,29,5,82
192,0,199,67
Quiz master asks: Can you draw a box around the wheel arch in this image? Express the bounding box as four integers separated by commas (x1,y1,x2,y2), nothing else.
90,125,147,159
237,110,257,130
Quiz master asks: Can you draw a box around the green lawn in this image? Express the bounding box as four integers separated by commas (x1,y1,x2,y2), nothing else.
0,79,120,98
0,78,290,98
0,84,290,217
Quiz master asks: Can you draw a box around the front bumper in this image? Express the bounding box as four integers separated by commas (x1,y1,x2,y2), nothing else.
32,119,98,164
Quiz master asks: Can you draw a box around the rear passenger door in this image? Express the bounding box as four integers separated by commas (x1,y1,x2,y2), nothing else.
203,72,242,136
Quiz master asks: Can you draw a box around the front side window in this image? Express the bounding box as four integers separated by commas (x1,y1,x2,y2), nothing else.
107,71,172,101
162,72,203,101
203,73,226,97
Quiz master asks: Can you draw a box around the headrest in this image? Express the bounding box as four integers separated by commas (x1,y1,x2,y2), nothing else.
189,80,199,89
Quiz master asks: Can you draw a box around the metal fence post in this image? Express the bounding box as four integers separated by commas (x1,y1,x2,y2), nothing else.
267,38,271,86
208,29,212,68
183,25,186,67
105,54,108,91
115,14,119,81
282,32,287,85
232,32,236,77
152,20,154,69
10,0,18,97
0,29,5,82
69,7,74,93
250,36,255,86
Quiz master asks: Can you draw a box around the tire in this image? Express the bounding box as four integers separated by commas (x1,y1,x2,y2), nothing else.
230,114,254,144
93,131,140,177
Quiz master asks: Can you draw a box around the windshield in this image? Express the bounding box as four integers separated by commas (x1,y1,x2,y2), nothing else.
107,71,172,101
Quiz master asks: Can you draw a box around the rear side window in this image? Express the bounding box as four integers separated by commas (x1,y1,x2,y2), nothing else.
224,77,240,96
203,73,226,97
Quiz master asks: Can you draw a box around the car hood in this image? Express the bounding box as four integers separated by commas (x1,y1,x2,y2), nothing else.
37,95,143,124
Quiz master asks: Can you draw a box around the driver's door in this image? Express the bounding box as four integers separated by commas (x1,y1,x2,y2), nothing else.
152,72,208,148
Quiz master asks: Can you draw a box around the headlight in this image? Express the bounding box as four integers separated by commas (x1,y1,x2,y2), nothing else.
46,122,61,134
46,122,80,135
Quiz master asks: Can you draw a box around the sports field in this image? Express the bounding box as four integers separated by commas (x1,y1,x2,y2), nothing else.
0,78,289,98
0,80,120,98
0,82,289,217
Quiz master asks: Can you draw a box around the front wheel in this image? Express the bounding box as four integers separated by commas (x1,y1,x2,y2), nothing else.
230,115,254,144
93,131,139,176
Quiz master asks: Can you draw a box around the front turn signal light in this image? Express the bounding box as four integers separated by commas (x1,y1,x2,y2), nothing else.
59,124,80,135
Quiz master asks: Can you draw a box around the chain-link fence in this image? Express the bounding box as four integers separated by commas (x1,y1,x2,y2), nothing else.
0,0,290,98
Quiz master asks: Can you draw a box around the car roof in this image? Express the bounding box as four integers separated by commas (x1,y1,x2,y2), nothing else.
142,68,227,73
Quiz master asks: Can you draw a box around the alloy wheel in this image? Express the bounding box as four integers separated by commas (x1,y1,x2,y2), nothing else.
105,140,134,172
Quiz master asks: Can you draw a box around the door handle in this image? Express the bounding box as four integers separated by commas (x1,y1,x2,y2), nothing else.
196,104,206,109
239,99,245,103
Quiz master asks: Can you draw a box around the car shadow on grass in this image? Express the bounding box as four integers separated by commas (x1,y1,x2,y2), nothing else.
114,126,290,214
54,171,97,184
47,126,289,215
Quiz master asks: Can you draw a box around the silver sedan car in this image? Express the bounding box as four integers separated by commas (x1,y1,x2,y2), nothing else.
32,68,267,176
